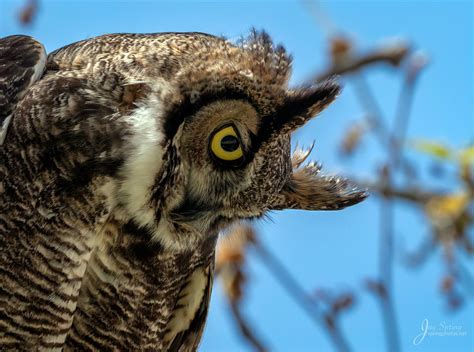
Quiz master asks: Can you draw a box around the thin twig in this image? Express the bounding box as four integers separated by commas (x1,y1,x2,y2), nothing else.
375,53,426,352
359,180,436,204
391,53,427,169
403,235,437,267
351,75,416,179
253,243,351,352
301,0,338,36
378,179,401,352
229,301,268,352
315,46,409,83
352,75,393,147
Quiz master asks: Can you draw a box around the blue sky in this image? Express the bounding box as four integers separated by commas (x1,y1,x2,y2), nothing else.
1,1,472,351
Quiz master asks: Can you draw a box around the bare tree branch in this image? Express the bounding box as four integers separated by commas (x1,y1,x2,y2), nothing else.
314,45,410,83
253,242,351,352
228,301,268,352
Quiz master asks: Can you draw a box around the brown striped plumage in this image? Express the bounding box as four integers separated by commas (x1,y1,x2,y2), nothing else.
0,31,366,351
0,35,46,145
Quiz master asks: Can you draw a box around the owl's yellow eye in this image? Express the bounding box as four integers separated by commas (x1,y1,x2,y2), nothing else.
209,125,244,164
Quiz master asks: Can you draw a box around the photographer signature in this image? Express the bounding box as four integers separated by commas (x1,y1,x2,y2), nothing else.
413,318,467,345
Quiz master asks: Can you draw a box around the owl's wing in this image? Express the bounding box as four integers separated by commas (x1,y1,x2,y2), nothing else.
0,35,47,145
0,64,131,349
167,262,215,352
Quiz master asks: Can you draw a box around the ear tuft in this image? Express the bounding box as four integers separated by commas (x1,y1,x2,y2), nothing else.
269,78,341,136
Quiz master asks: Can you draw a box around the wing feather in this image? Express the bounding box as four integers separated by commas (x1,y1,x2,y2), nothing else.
0,35,46,145
0,70,127,350
169,262,215,352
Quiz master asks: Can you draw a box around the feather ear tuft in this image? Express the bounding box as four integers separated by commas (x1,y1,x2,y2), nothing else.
256,79,341,146
272,78,341,136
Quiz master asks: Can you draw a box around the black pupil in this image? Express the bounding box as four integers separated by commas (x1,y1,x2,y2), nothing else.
220,135,239,152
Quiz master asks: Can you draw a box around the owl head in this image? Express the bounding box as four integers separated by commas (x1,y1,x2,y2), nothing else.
118,31,366,249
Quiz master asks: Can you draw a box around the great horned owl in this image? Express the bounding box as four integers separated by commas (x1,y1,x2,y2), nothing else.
0,31,366,351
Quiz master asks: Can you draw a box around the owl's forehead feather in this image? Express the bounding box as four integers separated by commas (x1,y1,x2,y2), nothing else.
48,30,292,88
